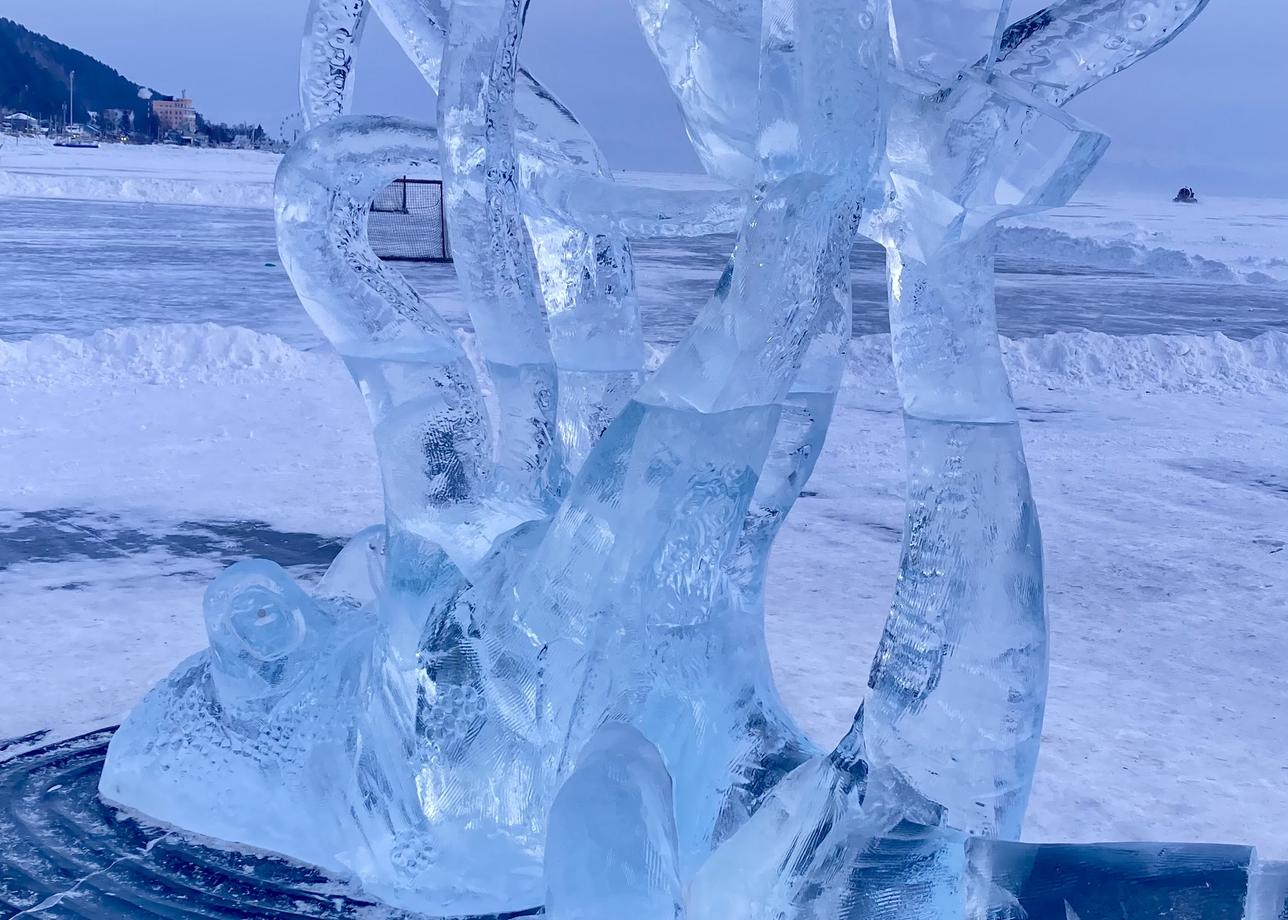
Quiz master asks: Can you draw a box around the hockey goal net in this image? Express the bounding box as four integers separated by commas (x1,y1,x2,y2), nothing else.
368,178,452,263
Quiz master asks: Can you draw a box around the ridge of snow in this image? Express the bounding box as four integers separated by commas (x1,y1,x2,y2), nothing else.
0,324,329,387
843,329,1288,395
4,323,1286,395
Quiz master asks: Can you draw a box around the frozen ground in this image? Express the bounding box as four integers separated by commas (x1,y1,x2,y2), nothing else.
3,196,1287,347
1,143,1287,860
0,135,278,208
1013,195,1288,285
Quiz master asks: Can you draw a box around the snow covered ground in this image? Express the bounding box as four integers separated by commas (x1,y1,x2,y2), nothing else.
1,142,1286,860
1009,195,1288,285
0,135,278,208
4,196,1286,348
5,137,1285,282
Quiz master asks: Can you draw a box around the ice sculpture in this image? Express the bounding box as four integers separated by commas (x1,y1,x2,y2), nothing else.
684,0,1216,913
97,0,1256,916
857,0,1214,842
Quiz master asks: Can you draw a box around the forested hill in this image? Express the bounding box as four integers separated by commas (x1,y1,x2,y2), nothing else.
0,17,162,125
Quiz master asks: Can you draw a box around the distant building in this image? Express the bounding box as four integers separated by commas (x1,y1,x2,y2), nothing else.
152,97,196,136
2,112,40,134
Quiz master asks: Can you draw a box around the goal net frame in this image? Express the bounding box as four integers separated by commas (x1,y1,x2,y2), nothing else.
368,177,453,263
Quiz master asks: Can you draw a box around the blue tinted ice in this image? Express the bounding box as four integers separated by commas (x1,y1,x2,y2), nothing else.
101,0,1233,915
545,725,683,920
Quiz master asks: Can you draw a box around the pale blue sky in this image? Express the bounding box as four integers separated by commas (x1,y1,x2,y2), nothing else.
5,0,1286,195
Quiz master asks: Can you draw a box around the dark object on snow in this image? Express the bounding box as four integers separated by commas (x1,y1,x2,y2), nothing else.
1174,186,1198,203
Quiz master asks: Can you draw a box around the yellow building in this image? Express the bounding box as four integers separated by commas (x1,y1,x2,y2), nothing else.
152,97,196,135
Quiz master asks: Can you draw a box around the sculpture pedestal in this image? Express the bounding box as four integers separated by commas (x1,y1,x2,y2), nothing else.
0,729,542,920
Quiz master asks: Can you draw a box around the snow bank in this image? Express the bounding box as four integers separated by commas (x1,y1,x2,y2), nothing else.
4,323,1286,396
996,225,1247,283
0,324,330,387
0,170,273,208
0,136,277,209
1003,330,1288,393
845,330,1288,394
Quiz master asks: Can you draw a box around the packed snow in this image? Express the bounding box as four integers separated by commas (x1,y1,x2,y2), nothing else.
1,143,1286,861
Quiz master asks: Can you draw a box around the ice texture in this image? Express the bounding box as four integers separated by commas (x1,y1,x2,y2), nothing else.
628,0,762,186
690,800,1277,920
99,0,1237,915
890,0,1011,83
545,725,683,920
995,0,1215,107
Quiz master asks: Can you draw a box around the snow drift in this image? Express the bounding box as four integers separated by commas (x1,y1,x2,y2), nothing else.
0,324,327,387
846,329,1288,394
996,225,1249,283
0,170,273,209
4,323,1286,395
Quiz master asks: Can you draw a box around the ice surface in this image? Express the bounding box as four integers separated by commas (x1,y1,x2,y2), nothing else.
628,0,762,186
691,794,1273,920
545,725,683,920
0,134,278,206
89,0,1257,915
843,0,1205,851
890,0,1011,83
995,0,1213,107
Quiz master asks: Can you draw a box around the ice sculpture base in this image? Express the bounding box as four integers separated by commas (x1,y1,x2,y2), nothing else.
0,728,541,920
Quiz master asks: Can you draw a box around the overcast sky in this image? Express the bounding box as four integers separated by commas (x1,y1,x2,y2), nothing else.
6,0,1286,196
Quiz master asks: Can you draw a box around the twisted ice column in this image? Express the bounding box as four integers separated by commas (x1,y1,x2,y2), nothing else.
628,0,762,187
275,119,561,913
301,0,368,122
303,0,647,477
503,0,888,841
276,118,491,553
102,119,498,913
685,9,1210,915
330,168,880,908
859,113,1070,838
865,229,1049,840
858,0,1211,841
290,0,883,899
288,1,846,902
438,0,562,511
618,0,889,875
625,0,862,683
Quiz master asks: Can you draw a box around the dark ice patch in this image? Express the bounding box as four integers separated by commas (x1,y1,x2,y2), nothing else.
0,508,347,572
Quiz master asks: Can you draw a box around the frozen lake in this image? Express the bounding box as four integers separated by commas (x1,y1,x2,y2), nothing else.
1,196,1284,346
